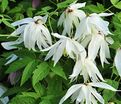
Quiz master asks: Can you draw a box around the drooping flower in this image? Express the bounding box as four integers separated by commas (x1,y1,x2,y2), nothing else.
88,32,114,67
59,82,118,104
114,48,121,76
75,13,113,40
58,1,86,36
41,33,86,66
10,15,52,51
70,57,104,82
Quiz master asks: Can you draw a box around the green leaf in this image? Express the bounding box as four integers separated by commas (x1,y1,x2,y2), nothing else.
22,92,39,99
9,96,36,104
2,19,15,29
32,62,50,86
47,76,62,95
6,57,32,73
2,86,28,97
39,100,51,104
34,83,45,96
111,0,121,9
85,3,104,13
21,60,38,86
50,64,67,80
57,0,74,9
1,0,8,12
103,79,119,102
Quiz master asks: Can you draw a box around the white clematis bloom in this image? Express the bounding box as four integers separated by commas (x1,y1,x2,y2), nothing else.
58,1,86,36
41,33,86,66
70,57,104,82
88,31,114,67
114,48,121,76
75,13,113,40
11,15,52,51
59,82,118,104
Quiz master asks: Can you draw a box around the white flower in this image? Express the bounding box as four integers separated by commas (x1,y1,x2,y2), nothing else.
75,13,113,40
11,15,52,51
114,48,121,76
58,1,86,36
88,33,113,67
70,57,104,82
59,82,118,104
41,33,86,66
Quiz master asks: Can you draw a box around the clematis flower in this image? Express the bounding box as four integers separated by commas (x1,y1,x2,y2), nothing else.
59,82,118,104
114,48,121,76
58,1,86,36
41,33,86,66
88,32,114,67
10,15,52,51
70,56,104,82
75,13,113,40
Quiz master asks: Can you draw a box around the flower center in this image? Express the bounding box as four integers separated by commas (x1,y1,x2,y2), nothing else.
66,8,73,13
35,19,42,24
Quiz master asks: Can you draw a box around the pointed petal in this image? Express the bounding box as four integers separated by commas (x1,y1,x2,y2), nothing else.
99,13,114,17
11,18,33,26
114,49,121,76
70,2,86,9
89,82,117,91
89,87,104,104
59,84,82,104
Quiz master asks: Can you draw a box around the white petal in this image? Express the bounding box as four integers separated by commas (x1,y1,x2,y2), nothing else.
11,25,26,36
5,54,18,65
99,13,114,17
59,84,82,104
114,49,121,76
70,2,86,9
90,82,117,91
52,40,65,66
88,35,102,61
69,60,82,81
11,18,33,26
58,12,65,27
52,33,67,39
1,37,23,50
89,87,104,104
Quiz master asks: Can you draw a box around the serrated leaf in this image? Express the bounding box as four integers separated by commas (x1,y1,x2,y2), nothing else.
21,60,38,86
32,62,49,86
34,83,45,96
9,96,36,104
111,0,121,9
6,57,32,73
50,64,67,80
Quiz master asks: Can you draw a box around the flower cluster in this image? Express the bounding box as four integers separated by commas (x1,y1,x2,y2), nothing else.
1,1,121,104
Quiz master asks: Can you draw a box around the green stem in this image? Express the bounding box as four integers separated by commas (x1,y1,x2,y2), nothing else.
48,16,53,33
